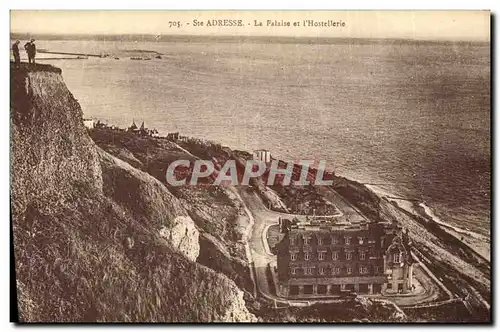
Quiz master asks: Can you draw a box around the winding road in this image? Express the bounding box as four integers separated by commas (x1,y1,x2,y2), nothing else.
170,140,447,308
236,186,447,307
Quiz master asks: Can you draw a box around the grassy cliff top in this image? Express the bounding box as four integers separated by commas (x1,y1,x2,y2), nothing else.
10,61,62,74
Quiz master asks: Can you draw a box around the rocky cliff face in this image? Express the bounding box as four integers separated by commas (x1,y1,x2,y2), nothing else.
10,63,255,322
97,149,200,261
11,66,103,223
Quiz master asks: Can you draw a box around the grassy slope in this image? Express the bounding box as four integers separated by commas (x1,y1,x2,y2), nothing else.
90,128,254,293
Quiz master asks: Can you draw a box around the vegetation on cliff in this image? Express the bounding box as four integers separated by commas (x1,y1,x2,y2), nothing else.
10,63,256,322
89,127,255,293
11,63,490,323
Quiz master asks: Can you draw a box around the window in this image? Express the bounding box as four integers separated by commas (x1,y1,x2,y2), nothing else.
332,237,338,245
304,236,310,245
359,251,366,260
304,267,314,275
358,237,364,244
319,267,325,275
345,252,352,260
387,283,392,289
318,252,325,261
317,236,323,245
393,253,401,263
291,253,297,261
374,266,380,274
332,267,340,275
344,236,351,245
290,237,295,246
347,267,352,274
291,267,298,275
340,284,346,290
304,252,310,261
359,266,368,274
332,251,339,260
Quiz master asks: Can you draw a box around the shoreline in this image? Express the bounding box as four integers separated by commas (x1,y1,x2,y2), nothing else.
89,121,491,318
366,183,487,238
13,60,490,322
89,122,491,263
366,184,490,262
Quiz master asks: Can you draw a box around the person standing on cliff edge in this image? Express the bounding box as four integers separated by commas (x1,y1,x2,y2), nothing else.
12,40,20,67
24,39,36,65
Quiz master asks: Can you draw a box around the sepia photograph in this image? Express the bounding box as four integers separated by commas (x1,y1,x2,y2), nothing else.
9,10,491,323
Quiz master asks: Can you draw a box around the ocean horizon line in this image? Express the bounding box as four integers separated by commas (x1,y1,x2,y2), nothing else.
9,32,490,45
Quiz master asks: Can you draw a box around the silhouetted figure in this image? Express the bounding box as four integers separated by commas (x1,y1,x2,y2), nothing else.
12,40,20,67
24,39,36,65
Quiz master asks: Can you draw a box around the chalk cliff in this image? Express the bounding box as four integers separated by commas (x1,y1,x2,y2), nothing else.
10,63,256,322
11,62,490,323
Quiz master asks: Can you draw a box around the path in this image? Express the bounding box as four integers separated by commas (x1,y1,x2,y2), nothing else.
238,186,449,307
167,141,447,308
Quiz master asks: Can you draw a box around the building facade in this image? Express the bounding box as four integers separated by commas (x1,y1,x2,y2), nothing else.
253,149,271,163
276,217,413,298
83,118,95,129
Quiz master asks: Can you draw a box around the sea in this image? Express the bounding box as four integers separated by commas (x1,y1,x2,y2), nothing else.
32,38,490,239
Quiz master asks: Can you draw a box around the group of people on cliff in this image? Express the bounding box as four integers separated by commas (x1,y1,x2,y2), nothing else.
12,39,36,66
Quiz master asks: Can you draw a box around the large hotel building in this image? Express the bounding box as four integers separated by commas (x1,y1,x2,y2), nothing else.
276,217,414,298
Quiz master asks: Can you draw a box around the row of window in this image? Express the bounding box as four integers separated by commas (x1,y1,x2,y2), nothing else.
290,251,402,263
290,235,372,246
291,251,366,261
290,265,380,276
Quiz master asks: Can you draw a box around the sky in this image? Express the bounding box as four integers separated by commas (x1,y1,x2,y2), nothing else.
10,10,490,41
